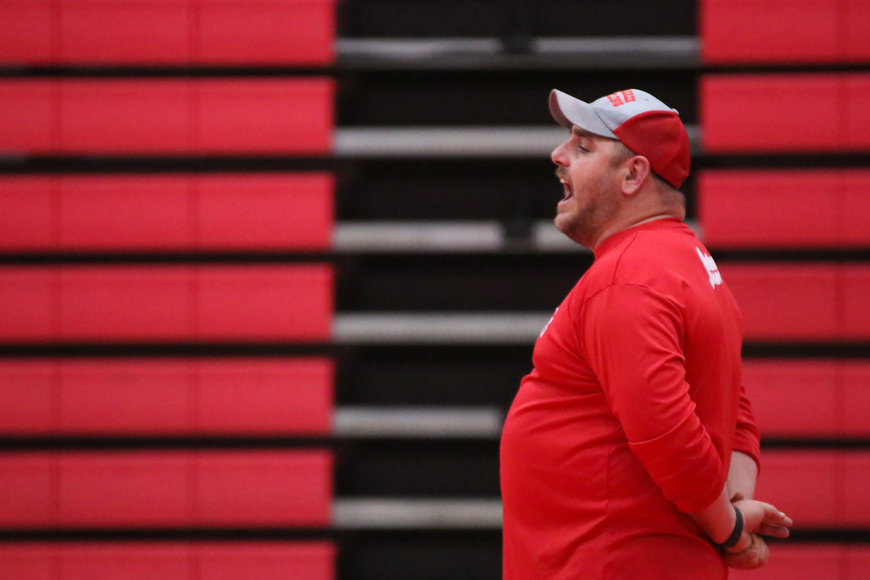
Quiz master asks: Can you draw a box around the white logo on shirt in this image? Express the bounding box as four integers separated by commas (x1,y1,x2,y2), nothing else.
540,307,559,337
696,248,723,288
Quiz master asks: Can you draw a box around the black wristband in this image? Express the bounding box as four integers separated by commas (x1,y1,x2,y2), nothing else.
717,505,744,550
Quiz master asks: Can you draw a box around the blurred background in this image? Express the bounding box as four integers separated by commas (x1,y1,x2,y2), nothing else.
0,0,869,579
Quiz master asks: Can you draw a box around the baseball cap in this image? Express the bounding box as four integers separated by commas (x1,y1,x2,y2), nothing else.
549,88,691,188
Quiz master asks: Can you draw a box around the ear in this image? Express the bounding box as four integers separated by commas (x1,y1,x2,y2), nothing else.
621,155,652,196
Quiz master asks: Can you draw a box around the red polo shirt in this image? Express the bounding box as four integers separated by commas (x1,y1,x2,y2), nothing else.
500,218,760,580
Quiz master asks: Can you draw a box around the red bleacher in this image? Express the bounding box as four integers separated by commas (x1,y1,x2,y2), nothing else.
700,74,870,153
0,173,334,252
718,262,870,342
0,358,333,436
0,542,335,580
0,265,333,343
754,450,870,529
197,0,336,65
0,0,337,576
698,170,870,249
0,450,331,528
0,79,334,155
700,0,870,570
195,174,333,250
701,0,870,64
730,544,870,580
0,0,336,66
743,359,870,439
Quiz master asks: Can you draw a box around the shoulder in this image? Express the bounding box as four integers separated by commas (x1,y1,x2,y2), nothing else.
582,222,713,303
616,223,708,289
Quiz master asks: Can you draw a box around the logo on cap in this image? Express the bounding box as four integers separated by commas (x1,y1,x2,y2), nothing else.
607,90,636,107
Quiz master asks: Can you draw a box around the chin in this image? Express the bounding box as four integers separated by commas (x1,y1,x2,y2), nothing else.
555,212,596,248
554,214,580,240
554,213,571,235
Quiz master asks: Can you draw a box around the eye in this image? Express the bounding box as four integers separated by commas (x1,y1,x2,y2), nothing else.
578,144,590,152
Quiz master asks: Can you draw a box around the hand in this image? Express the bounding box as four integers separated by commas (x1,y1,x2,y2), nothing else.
722,533,769,569
733,499,793,540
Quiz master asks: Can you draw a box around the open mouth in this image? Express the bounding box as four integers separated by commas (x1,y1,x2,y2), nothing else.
559,177,573,203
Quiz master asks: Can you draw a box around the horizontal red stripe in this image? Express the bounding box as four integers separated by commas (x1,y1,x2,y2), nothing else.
730,543,870,580
719,262,870,341
0,79,333,155
0,358,334,436
700,0,860,64
698,169,870,248
701,74,870,153
0,542,334,580
755,450,870,529
0,173,334,252
0,265,333,343
0,450,332,528
743,359,870,438
0,0,336,66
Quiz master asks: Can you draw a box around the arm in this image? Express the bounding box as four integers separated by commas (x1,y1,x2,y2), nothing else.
689,419,790,561
727,450,758,501
731,383,762,496
581,286,791,547
684,396,790,564
723,385,770,569
723,442,769,569
580,285,726,515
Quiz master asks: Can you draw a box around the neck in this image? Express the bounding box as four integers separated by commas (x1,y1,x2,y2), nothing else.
629,214,676,228
590,209,683,251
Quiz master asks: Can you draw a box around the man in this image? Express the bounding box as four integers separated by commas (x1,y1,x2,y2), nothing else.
499,89,792,579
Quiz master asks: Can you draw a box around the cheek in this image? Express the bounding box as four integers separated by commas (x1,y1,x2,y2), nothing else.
568,165,593,195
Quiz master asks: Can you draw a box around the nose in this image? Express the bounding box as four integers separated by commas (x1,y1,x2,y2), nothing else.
551,138,570,166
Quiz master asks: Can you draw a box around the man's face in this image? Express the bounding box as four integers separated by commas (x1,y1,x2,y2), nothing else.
550,127,625,248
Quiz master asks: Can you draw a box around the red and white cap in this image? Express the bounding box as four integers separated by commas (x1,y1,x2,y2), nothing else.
549,88,691,188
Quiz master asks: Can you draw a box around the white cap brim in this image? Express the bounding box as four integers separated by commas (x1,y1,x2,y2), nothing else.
548,89,617,139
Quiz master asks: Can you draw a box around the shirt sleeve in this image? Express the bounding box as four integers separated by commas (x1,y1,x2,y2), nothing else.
733,383,762,472
578,284,727,513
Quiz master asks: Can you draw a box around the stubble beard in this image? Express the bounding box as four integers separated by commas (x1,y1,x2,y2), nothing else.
555,175,620,248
